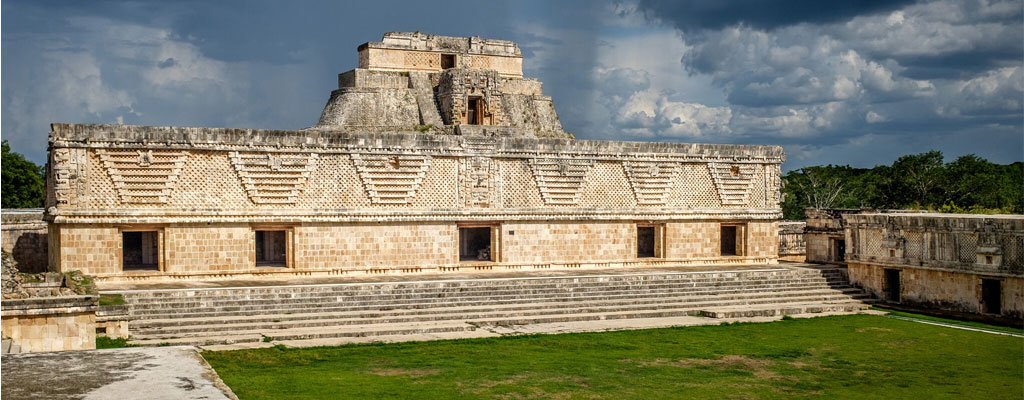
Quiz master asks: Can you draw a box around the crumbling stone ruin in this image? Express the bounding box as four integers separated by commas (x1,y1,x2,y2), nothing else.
44,33,785,283
803,209,1023,319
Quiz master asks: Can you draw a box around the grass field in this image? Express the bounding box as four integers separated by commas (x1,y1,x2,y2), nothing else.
204,314,1023,399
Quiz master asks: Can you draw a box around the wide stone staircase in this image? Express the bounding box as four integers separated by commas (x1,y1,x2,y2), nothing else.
111,267,871,347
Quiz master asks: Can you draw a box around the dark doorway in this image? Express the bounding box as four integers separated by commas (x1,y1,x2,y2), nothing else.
982,279,1001,314
885,269,901,302
459,227,492,261
122,231,159,271
834,239,846,262
637,227,656,258
720,226,737,256
255,230,287,267
467,97,482,125
441,54,456,69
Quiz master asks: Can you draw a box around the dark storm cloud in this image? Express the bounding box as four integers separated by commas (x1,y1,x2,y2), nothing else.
634,0,916,31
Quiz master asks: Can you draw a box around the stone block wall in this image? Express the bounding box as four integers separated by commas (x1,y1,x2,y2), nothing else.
295,223,455,270
1,209,48,273
1,296,97,352
845,212,1024,318
500,222,635,264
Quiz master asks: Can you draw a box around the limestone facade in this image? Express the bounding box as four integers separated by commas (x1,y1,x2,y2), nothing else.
45,33,785,281
844,212,1024,318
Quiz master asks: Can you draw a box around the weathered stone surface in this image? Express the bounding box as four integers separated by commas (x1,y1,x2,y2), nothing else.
1,209,48,273
842,212,1024,318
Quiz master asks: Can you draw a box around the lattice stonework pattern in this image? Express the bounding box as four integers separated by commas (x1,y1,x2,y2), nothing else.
351,154,433,204
460,157,499,207
708,163,757,206
404,51,439,69
528,158,595,205
764,164,782,207
229,152,318,204
622,161,679,206
97,149,188,204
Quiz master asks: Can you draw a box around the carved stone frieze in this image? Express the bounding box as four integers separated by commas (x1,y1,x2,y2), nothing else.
708,163,757,206
622,161,679,206
97,149,187,204
528,158,595,205
351,153,432,204
460,156,499,207
230,152,318,204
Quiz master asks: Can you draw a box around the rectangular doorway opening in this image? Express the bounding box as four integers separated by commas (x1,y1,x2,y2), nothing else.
833,239,846,262
884,269,901,302
255,230,287,267
982,278,1001,314
637,226,656,258
441,54,456,69
720,226,737,256
459,227,492,262
122,231,159,271
467,97,482,125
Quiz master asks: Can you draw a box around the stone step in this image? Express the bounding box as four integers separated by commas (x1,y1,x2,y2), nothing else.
116,269,845,299
699,302,872,318
119,275,846,304
127,283,860,319
122,278,844,309
131,286,867,329
129,300,868,346
131,293,867,336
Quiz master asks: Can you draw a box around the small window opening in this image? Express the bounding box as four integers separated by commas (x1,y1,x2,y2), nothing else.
459,227,492,262
889,249,896,258
255,230,287,267
122,231,159,271
441,54,456,69
637,227,656,258
730,166,740,176
884,269,901,302
982,279,1001,314
985,255,993,264
720,226,738,256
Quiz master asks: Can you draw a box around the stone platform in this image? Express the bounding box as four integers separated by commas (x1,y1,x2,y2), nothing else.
101,263,873,348
1,346,236,400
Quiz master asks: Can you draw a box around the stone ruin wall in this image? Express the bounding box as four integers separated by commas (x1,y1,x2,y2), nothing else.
46,123,784,278
845,213,1024,318
1,209,48,273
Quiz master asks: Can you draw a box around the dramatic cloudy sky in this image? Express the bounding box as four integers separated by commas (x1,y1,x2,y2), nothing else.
2,0,1022,170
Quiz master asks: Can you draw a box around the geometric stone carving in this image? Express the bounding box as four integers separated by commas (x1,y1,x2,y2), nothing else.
622,161,679,206
50,148,78,205
708,163,757,206
97,149,189,204
229,152,318,204
350,154,432,204
528,158,595,205
460,156,499,207
764,164,782,207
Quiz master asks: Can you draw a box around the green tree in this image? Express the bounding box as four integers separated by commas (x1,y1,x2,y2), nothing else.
1,140,44,208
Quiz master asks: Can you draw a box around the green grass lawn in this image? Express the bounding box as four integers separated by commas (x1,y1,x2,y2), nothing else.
204,315,1023,399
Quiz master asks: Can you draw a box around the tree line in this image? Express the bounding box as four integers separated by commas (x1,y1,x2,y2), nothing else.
782,151,1024,220
2,142,1022,216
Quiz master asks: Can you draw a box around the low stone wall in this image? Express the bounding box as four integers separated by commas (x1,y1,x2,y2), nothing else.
1,209,48,273
1,295,98,353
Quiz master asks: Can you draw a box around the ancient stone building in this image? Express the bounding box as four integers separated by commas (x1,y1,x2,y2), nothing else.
44,32,785,282
845,212,1023,318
